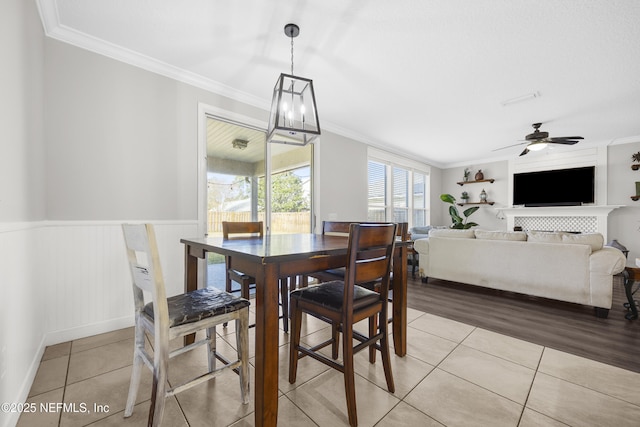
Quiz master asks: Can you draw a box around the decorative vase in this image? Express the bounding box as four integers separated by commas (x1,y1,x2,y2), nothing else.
479,189,487,202
475,170,484,181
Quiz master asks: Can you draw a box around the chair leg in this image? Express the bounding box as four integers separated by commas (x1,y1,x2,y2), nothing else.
288,298,302,384
225,257,233,293
124,323,145,417
331,323,340,360
379,313,395,394
369,315,378,364
280,277,289,333
148,344,169,427
342,324,358,427
206,326,216,372
236,308,250,404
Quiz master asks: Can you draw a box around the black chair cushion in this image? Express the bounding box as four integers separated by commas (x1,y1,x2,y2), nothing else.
144,288,250,328
290,281,380,312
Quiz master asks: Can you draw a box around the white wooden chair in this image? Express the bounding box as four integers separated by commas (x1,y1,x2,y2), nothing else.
121,223,250,427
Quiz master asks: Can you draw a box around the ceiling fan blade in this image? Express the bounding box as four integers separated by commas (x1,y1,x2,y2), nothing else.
549,140,580,145
519,147,530,156
492,141,528,152
550,136,583,141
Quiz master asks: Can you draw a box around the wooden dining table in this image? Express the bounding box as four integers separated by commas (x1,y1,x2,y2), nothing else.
180,233,408,427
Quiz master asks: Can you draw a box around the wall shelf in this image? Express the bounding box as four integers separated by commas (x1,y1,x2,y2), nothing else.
457,179,495,186
457,202,495,206
631,196,639,201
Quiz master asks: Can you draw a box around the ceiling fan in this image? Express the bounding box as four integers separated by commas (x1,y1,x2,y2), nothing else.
495,123,584,156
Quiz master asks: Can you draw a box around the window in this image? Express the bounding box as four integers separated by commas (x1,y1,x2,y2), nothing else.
367,161,387,221
393,167,408,222
367,149,430,227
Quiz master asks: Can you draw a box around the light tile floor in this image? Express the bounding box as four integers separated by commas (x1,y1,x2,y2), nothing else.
19,306,640,426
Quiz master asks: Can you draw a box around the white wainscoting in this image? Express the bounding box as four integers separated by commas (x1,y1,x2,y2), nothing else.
0,223,45,427
41,221,199,344
0,220,199,427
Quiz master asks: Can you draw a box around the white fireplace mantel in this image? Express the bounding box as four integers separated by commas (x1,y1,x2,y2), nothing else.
498,205,624,242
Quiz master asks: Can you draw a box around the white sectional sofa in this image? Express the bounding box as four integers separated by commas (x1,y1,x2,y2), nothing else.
413,229,626,317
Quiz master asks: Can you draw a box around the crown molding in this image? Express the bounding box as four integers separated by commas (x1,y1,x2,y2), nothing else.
36,1,269,111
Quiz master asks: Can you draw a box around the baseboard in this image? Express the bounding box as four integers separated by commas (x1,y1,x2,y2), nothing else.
4,335,46,427
45,315,135,346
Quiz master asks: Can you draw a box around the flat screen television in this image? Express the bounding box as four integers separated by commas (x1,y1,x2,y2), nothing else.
513,166,595,207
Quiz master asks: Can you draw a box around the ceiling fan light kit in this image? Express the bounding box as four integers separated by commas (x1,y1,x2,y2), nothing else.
527,141,548,151
267,23,321,146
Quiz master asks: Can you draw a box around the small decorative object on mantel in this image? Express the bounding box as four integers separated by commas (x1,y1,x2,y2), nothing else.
479,189,488,203
606,239,629,258
632,152,640,170
463,168,471,182
461,191,469,201
475,169,484,181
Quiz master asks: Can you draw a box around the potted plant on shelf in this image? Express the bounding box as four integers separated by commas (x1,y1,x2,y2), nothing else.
632,152,640,170
440,193,479,229
463,168,471,181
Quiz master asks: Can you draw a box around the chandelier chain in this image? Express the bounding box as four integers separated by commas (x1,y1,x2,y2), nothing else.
290,35,294,75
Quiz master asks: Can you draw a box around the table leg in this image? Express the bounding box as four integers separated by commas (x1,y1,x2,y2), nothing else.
392,246,407,356
254,263,280,427
623,270,639,320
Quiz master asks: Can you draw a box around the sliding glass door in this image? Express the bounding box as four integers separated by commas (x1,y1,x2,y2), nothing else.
204,116,313,290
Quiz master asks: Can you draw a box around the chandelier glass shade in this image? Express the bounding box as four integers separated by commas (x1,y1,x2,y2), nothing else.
267,24,321,146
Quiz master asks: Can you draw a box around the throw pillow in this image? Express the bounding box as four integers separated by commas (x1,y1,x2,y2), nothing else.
429,229,476,239
526,231,568,243
561,233,604,251
474,230,528,241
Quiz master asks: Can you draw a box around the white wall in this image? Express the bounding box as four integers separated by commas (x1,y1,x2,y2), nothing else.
316,132,369,226
0,0,45,222
607,141,640,261
438,161,509,230
1,1,46,426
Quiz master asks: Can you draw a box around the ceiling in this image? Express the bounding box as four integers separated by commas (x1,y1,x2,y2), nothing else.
38,0,640,167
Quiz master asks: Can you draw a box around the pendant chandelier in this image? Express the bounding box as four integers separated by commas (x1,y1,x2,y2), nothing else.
267,23,321,146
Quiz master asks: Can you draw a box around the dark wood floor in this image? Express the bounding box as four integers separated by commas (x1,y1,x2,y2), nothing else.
406,273,640,373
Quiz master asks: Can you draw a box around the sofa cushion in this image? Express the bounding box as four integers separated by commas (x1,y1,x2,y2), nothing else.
526,231,566,243
474,230,528,241
562,233,604,251
429,228,476,239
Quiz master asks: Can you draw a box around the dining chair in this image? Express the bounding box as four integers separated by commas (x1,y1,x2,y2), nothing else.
222,221,263,300
122,224,250,427
222,221,292,332
288,222,397,427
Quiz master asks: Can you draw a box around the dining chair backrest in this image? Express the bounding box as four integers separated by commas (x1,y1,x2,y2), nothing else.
345,223,397,301
222,221,263,240
321,220,352,236
322,220,408,241
122,223,168,323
